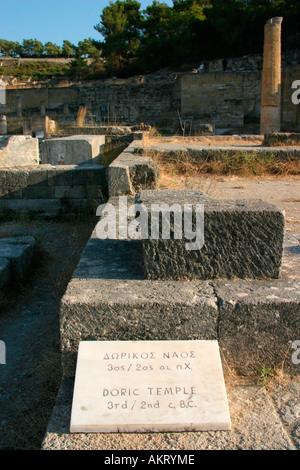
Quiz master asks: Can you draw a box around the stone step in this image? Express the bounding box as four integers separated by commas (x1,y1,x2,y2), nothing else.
59,226,299,378
0,236,36,287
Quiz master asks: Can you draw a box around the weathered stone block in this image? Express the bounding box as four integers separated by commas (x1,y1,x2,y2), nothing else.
0,136,39,168
0,257,11,288
54,185,86,199
0,236,36,282
136,190,285,280
108,149,160,196
4,169,30,188
60,234,218,377
22,185,55,200
40,135,105,165
263,132,300,147
216,278,300,375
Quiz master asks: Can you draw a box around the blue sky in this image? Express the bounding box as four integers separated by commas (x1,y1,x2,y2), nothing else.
0,0,174,46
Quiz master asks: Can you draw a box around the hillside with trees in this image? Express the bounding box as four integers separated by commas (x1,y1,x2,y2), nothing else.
0,0,299,82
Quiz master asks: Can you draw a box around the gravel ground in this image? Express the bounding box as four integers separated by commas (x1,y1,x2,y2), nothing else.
0,214,96,449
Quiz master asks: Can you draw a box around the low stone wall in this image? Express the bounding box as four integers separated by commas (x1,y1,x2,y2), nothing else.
263,132,300,146
207,50,300,73
0,236,36,289
108,142,160,197
0,164,106,214
138,139,300,163
0,136,39,168
40,135,105,165
3,61,300,132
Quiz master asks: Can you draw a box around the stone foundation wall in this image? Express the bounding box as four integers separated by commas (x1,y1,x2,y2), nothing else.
3,61,300,131
181,72,261,128
207,49,300,73
0,165,106,214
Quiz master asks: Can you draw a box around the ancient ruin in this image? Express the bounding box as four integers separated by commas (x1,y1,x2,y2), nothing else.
0,15,299,451
260,17,283,134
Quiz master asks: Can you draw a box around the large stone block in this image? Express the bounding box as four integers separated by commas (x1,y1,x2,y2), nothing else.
40,135,105,165
108,148,160,196
215,277,300,375
136,190,285,280
0,257,11,288
60,233,218,377
0,136,39,168
0,236,36,283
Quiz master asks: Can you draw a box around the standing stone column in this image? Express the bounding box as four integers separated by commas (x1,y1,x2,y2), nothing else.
16,95,22,117
40,101,46,116
0,115,7,135
260,17,283,135
23,119,32,135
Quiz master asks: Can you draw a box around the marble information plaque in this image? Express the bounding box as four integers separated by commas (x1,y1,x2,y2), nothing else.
70,340,231,433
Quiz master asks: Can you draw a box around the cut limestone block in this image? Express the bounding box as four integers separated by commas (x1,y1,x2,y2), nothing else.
136,190,285,280
263,132,300,147
0,236,36,283
40,135,105,165
215,277,300,376
108,147,160,196
60,233,218,378
0,257,11,288
0,136,39,168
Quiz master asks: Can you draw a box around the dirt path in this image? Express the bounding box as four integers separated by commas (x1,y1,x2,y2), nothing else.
0,216,96,449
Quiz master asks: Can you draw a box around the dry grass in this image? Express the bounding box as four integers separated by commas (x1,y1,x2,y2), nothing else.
148,149,300,189
76,105,87,127
146,135,264,147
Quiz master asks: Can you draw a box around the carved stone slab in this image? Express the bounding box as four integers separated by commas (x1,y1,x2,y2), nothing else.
70,340,231,433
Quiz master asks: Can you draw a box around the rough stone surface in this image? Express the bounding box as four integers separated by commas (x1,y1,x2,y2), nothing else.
40,135,105,165
0,164,106,215
0,235,36,285
136,190,285,280
41,377,298,450
260,17,283,134
0,257,11,288
60,233,218,378
263,132,300,147
215,277,300,376
108,144,160,196
270,380,300,449
58,224,299,378
0,136,39,168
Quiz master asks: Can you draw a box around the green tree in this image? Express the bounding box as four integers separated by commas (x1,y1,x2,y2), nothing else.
21,39,44,57
138,1,175,70
62,40,76,58
76,39,101,59
44,42,62,57
139,0,208,70
0,39,18,56
95,0,143,70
